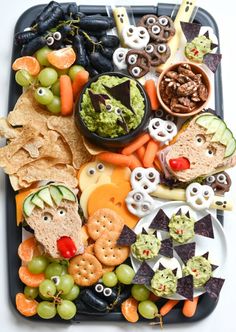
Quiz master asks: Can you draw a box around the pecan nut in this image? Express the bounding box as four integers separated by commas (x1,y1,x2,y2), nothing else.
198,84,208,101
177,81,198,97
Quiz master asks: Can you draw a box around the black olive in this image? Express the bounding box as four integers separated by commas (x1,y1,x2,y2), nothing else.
21,36,46,56
89,52,114,73
100,35,120,48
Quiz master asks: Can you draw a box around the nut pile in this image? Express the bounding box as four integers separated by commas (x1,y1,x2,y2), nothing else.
159,63,209,113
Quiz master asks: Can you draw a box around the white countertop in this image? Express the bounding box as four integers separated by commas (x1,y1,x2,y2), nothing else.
1,0,236,331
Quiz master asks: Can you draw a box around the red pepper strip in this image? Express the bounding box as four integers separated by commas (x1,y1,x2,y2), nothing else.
57,236,77,259
169,157,190,171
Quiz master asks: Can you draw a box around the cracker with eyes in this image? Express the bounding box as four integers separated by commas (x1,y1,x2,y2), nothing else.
138,15,175,43
122,25,150,50
204,171,231,196
148,118,177,145
145,42,171,66
125,189,155,217
126,49,151,78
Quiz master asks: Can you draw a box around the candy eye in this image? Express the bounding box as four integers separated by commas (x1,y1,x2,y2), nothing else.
115,108,122,116
42,212,53,222
206,175,215,183
166,123,174,133
57,208,66,216
131,67,141,77
142,203,150,211
156,109,164,117
96,163,105,172
217,173,227,184
128,54,137,65
152,25,161,35
117,52,125,60
133,192,143,201
139,28,146,38
51,276,60,286
105,104,112,112
190,186,199,195
195,134,206,146
203,190,210,198
165,114,175,122
145,44,154,53
135,172,143,180
46,36,54,46
158,17,169,26
103,288,112,296
206,147,215,157
157,44,167,53
147,17,156,25
87,167,96,176
152,120,161,129
95,284,104,293
147,172,155,180
127,27,134,36
53,31,62,41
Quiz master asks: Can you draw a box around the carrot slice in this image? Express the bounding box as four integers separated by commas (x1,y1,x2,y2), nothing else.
72,70,89,100
19,266,45,288
160,300,179,316
182,297,199,317
60,75,74,116
12,56,40,76
47,47,76,69
18,237,40,263
121,297,139,323
97,152,132,168
16,293,38,317
121,133,151,156
143,140,160,168
144,79,159,111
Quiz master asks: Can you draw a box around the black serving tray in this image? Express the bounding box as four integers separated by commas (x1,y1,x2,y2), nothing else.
6,2,223,325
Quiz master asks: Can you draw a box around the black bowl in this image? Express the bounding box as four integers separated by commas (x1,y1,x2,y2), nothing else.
75,72,151,149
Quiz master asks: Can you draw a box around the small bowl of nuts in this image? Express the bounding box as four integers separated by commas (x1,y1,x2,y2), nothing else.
157,62,211,117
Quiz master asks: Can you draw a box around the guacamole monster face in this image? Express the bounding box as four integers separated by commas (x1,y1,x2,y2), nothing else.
183,256,212,287
169,213,195,243
185,35,212,63
151,268,177,296
131,234,161,260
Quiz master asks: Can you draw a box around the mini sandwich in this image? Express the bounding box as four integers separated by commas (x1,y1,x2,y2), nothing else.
159,112,236,182
23,184,84,259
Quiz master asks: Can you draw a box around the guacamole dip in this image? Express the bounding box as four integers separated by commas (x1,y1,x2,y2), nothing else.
151,268,177,296
169,213,195,244
80,75,145,138
185,35,212,63
183,256,212,288
131,234,161,261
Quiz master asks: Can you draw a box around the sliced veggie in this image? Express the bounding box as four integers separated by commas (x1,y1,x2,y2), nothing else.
225,138,236,157
31,194,44,209
220,128,233,146
195,114,217,128
23,194,35,217
37,187,54,207
206,118,221,134
211,121,226,142
50,185,63,206
58,185,76,201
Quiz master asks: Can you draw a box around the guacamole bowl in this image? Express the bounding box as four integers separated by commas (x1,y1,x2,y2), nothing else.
75,72,151,149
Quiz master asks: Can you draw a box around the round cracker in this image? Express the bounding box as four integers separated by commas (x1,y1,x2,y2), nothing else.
68,253,103,286
87,208,124,241
94,231,129,266
85,244,115,274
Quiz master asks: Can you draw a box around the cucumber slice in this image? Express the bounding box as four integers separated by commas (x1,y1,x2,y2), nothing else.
206,118,221,134
196,114,217,128
38,187,54,207
220,128,233,146
225,138,236,157
58,185,76,202
211,121,226,142
50,185,63,206
23,194,35,217
31,194,44,209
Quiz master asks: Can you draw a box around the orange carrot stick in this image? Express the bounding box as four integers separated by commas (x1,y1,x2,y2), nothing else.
136,146,146,161
182,297,199,318
98,152,132,167
122,133,151,156
160,300,179,316
129,154,143,170
60,75,74,116
144,79,159,111
143,140,160,168
154,157,163,172
72,70,89,100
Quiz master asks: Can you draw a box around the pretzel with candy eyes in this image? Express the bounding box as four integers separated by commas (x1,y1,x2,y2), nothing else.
126,49,151,78
125,189,155,217
186,183,214,211
122,25,150,50
145,42,171,66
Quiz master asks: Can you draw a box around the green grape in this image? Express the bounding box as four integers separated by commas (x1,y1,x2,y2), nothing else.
47,96,61,113
28,256,48,274
51,80,60,96
131,285,150,302
61,285,80,301
56,68,69,76
39,280,57,298
102,272,118,287
138,300,158,320
15,69,34,87
115,264,135,285
24,286,39,299
34,87,53,105
35,46,51,66
57,300,76,320
56,274,74,295
38,291,53,301
45,262,63,279
61,265,68,275
37,301,57,319
38,68,58,86
68,65,84,81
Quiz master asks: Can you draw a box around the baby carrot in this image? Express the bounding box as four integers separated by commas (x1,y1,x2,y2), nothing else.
143,140,160,168
98,152,132,167
136,145,146,162
129,154,143,170
144,79,159,111
60,75,73,116
121,133,151,156
160,300,179,316
72,70,89,100
154,157,163,172
182,297,199,318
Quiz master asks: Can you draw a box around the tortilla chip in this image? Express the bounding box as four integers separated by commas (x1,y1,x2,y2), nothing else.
117,225,136,246
174,242,196,265
159,238,173,258
194,214,214,239
205,277,225,300
0,117,22,139
177,275,193,301
83,137,106,155
132,261,154,285
23,137,44,158
149,209,170,231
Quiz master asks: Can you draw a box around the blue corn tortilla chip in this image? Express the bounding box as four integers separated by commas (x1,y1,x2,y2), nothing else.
175,208,182,216
185,211,190,218
211,264,218,271
158,263,166,270
174,242,196,265
116,225,136,246
159,238,173,258
149,209,170,231
180,21,201,42
194,214,214,239
202,252,209,260
88,90,109,112
203,53,222,73
132,261,154,285
177,275,193,301
205,277,225,300
141,227,148,235
172,268,177,276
